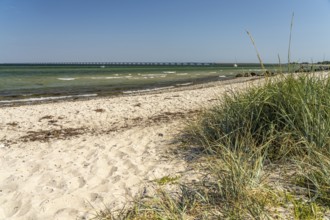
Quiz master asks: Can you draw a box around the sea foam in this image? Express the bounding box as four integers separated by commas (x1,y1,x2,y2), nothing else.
57,78,76,81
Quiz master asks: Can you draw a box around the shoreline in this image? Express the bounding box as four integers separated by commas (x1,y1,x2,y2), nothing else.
0,75,260,108
0,67,239,105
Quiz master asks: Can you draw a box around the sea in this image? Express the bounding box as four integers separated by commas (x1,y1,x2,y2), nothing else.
0,63,272,105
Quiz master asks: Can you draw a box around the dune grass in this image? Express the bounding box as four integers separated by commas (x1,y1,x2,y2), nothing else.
94,72,330,219
190,73,330,159
184,72,330,218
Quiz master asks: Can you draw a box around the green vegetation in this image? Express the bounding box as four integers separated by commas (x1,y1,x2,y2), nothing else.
93,73,330,219
189,74,330,159
185,73,330,218
154,175,180,186
292,199,323,220
317,61,330,65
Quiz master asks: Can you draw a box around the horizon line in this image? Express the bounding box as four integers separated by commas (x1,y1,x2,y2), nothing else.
0,61,316,65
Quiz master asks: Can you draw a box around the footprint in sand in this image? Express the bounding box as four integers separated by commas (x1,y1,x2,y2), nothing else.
68,176,86,189
89,164,97,174
0,183,18,194
111,175,121,184
15,200,32,217
1,199,22,218
89,193,104,202
122,161,137,175
54,208,79,219
30,163,41,173
86,149,98,160
114,151,127,159
108,166,118,177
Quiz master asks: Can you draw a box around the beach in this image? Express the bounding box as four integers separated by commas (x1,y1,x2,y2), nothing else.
0,77,262,220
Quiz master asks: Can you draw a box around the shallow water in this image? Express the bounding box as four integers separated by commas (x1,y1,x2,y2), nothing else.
0,64,269,103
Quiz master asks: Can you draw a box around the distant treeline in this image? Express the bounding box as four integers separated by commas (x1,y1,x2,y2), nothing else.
317,61,330,64
289,61,330,65
299,61,330,65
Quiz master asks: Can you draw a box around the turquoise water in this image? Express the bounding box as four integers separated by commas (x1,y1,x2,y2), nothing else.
0,64,270,103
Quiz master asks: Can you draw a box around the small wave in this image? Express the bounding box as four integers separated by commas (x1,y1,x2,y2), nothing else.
248,69,263,72
176,82,193,86
209,72,217,74
219,75,226,78
58,78,76,81
106,76,124,79
90,76,123,79
141,74,167,77
0,94,98,104
163,71,176,74
123,86,175,94
176,73,188,76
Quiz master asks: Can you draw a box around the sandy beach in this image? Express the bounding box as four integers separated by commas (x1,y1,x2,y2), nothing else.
0,77,263,220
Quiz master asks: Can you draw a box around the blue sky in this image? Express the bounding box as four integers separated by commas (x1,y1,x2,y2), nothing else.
0,0,329,63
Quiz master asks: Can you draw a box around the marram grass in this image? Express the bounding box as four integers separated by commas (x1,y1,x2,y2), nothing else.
188,73,330,161
186,73,330,218
95,73,330,219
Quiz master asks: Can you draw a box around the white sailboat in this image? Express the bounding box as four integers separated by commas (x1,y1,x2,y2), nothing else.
233,57,238,68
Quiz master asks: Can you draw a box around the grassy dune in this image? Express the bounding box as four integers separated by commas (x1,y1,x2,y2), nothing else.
95,73,330,219
185,73,330,218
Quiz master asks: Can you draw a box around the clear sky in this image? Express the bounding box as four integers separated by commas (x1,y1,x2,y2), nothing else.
1,0,329,63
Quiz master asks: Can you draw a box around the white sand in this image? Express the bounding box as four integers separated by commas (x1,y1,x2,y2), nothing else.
0,77,262,220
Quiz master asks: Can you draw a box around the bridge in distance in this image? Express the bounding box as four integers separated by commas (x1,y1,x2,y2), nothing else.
1,62,216,66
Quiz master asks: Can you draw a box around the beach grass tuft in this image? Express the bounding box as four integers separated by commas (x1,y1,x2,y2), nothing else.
183,72,330,218
188,73,330,161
